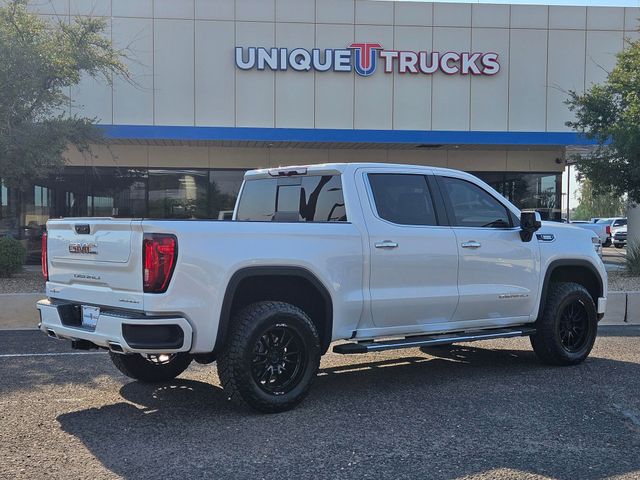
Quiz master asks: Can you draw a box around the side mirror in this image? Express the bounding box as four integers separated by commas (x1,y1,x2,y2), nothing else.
520,210,542,242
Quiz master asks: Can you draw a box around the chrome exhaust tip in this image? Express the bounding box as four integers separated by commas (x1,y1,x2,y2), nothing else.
107,342,124,353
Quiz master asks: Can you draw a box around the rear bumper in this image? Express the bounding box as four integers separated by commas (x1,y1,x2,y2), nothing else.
37,299,193,354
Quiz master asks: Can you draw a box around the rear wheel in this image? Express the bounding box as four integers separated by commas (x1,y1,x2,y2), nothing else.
217,301,321,413
603,239,612,247
109,352,192,383
530,282,597,366
614,243,625,249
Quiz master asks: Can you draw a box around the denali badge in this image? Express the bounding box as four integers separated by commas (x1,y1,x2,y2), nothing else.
68,243,98,255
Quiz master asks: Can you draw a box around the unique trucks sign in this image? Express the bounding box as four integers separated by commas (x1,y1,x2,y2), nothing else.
235,43,500,76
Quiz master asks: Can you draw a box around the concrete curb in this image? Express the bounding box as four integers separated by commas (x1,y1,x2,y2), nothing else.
600,291,640,325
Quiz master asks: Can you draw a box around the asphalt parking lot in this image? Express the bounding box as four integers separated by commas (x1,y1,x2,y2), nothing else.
1,328,639,480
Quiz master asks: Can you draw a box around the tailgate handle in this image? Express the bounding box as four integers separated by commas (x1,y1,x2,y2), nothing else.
75,224,90,235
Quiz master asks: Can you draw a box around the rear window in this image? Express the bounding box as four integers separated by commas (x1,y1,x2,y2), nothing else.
236,175,347,222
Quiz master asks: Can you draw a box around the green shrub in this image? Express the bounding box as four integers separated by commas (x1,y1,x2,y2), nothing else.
0,236,27,277
626,242,640,276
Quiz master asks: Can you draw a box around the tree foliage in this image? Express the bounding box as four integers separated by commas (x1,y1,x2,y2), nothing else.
0,0,127,189
572,177,626,220
566,37,640,203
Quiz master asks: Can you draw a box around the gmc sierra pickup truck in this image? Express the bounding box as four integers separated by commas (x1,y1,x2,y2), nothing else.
37,163,607,413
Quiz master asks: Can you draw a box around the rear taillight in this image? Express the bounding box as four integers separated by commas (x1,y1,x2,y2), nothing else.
143,234,178,293
606,225,611,235
41,232,48,281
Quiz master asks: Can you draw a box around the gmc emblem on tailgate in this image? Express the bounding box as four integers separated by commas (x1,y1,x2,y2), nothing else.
68,243,98,255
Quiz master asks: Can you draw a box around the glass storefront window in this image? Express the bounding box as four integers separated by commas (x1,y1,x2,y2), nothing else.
148,169,210,219
210,170,245,220
476,172,562,221
0,180,19,240
89,167,147,217
2,165,562,264
51,168,89,218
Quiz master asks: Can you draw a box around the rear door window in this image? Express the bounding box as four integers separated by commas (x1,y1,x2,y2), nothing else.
367,174,438,226
235,175,347,222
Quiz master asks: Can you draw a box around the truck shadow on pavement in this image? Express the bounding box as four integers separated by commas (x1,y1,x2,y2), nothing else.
56,344,640,480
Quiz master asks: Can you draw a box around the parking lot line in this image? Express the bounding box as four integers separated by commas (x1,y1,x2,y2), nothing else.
0,352,106,358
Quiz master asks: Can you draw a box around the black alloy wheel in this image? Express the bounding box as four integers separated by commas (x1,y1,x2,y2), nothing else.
251,325,306,394
557,300,590,353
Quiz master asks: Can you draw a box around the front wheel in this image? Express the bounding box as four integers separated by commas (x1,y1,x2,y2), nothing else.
217,301,321,413
614,243,625,249
530,282,597,366
109,352,192,383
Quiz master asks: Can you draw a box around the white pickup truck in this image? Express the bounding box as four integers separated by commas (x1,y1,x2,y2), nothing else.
37,163,607,413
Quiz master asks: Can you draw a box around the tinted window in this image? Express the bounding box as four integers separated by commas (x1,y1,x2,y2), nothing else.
476,171,561,221
89,168,147,218
440,176,511,228
148,169,211,219
235,178,277,221
209,170,246,220
300,175,346,222
236,175,347,222
613,219,627,227
368,174,437,226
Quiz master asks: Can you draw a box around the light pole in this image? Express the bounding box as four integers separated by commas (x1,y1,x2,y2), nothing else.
566,163,571,223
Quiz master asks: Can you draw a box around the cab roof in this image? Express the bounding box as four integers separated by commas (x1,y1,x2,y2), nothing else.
244,162,475,180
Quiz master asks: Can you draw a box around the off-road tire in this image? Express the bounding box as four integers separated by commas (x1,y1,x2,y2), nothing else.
530,282,597,366
109,352,192,382
217,301,321,413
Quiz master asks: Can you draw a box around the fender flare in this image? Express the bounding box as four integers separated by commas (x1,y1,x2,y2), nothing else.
213,266,334,354
537,259,604,319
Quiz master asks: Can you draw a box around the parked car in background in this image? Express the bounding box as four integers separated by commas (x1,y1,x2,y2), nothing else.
573,217,626,247
613,225,627,249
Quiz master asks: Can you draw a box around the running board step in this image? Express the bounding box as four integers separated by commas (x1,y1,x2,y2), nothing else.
333,327,537,354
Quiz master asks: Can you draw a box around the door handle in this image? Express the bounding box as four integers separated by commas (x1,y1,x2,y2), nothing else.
375,240,398,249
461,240,481,249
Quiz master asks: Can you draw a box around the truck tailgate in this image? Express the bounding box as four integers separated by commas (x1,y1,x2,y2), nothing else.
45,218,144,310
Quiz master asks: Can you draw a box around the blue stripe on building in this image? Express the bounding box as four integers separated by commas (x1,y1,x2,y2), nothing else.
100,125,596,146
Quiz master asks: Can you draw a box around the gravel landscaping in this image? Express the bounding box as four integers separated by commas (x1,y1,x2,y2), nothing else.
0,268,45,294
608,270,640,292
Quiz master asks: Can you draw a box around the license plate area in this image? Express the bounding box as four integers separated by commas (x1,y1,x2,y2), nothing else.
81,305,100,329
